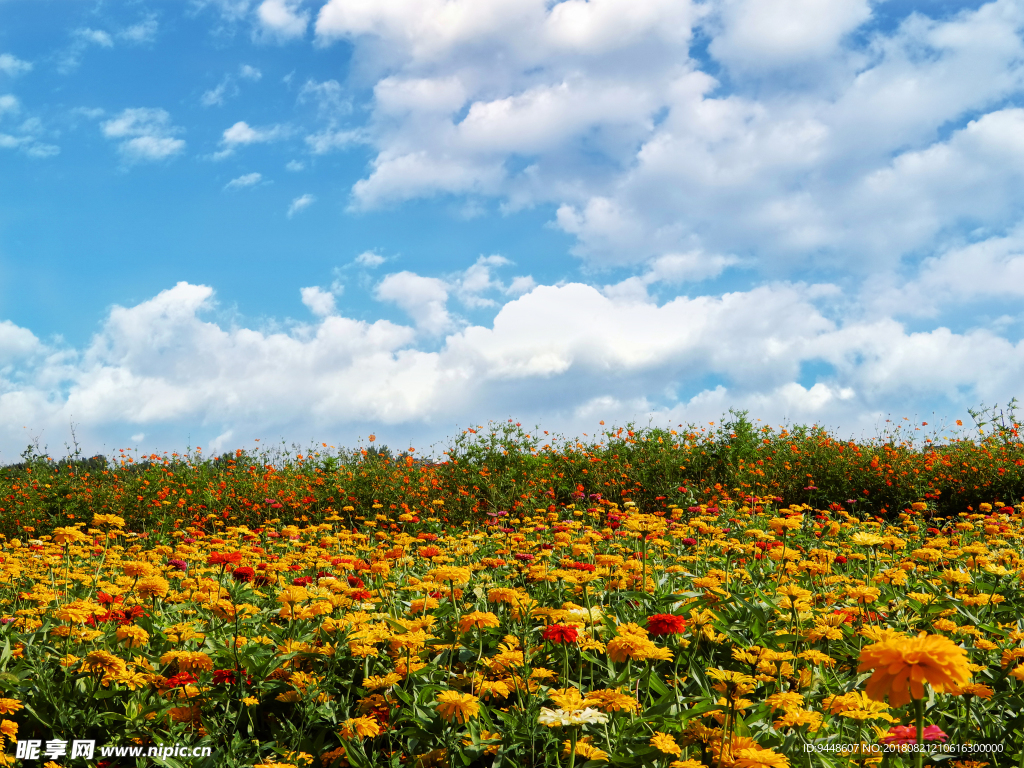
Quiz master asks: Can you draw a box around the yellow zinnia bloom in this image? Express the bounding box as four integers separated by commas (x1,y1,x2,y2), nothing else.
458,611,500,633
340,716,381,740
435,691,480,724
858,632,971,707
650,731,681,756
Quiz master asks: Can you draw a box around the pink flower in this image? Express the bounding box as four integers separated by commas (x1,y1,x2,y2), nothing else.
879,724,948,746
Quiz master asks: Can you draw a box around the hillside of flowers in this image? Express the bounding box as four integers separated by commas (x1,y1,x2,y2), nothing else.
0,411,1023,767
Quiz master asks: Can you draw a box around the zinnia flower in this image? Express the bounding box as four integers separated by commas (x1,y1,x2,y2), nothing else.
733,748,790,767
340,716,382,739
650,731,681,756
537,707,609,727
646,614,687,636
879,724,948,745
542,624,579,644
858,632,972,707
459,611,500,633
436,691,480,724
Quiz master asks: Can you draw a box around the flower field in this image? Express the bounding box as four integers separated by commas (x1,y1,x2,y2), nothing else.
0,416,1023,767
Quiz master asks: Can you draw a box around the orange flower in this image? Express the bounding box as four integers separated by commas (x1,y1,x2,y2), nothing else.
858,632,971,707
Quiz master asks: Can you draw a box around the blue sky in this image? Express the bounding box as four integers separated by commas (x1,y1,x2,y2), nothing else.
0,0,1022,459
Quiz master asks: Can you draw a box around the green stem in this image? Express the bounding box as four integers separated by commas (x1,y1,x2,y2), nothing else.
914,697,925,768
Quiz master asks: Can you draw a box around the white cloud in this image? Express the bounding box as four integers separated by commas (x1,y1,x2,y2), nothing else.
256,0,310,40
203,66,261,107
305,128,361,155
302,0,1024,278
120,18,159,44
202,81,233,107
506,275,536,296
300,286,337,317
0,54,32,77
75,28,114,48
225,172,263,189
101,108,185,162
214,120,288,158
2,275,1023,459
286,160,305,171
0,95,18,118
375,271,452,334
287,193,315,217
707,0,871,72
299,78,349,118
354,250,386,267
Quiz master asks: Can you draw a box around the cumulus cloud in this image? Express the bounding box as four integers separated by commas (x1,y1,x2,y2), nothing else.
214,120,288,158
1,276,1022,459
120,18,159,44
287,193,315,217
224,172,263,189
300,286,337,317
302,0,1024,280
376,271,452,334
354,250,386,268
101,108,185,162
256,0,310,40
0,54,31,77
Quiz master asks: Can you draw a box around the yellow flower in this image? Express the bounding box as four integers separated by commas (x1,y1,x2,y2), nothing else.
458,611,500,633
83,651,127,677
650,731,681,756
51,526,89,545
242,696,259,706
562,736,608,761
858,632,972,707
137,576,170,599
54,601,98,624
548,687,594,711
734,748,790,767
115,624,150,648
340,716,381,740
435,691,480,724
175,652,214,672
585,688,640,713
122,561,152,577
363,673,402,691
0,720,16,739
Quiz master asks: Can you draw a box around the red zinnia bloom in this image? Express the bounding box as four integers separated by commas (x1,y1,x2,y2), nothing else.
208,551,243,566
212,669,237,685
646,614,687,636
292,576,313,586
165,672,198,688
541,624,579,644
232,566,255,583
347,575,365,588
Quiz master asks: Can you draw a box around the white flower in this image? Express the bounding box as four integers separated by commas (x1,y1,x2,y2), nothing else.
538,707,610,727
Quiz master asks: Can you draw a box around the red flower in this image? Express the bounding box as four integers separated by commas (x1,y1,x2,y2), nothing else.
292,576,313,586
541,624,579,644
212,669,237,685
165,672,198,688
232,566,255,583
347,575,365,588
646,614,687,636
208,551,243,566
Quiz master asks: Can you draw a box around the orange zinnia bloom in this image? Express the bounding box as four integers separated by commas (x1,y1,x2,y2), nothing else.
858,632,971,707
